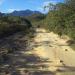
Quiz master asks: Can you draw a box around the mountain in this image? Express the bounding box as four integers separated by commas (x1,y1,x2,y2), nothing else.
0,12,4,16
7,9,42,16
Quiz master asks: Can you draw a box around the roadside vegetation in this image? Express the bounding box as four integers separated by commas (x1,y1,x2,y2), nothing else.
0,16,32,65
33,0,75,50
25,13,46,27
0,16,32,38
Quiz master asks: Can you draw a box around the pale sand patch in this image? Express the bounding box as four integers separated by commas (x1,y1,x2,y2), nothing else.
32,28,75,71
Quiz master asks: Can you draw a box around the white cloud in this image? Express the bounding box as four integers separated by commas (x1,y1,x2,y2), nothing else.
43,1,50,7
7,8,20,13
37,7,44,12
38,1,58,13
43,1,57,7
37,7,49,13
7,9,16,13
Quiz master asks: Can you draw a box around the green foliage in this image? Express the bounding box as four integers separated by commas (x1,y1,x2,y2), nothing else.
38,0,75,40
65,0,75,11
0,16,32,63
25,14,46,27
0,16,32,38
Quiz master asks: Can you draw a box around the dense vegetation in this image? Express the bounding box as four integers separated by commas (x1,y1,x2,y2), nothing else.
0,16,32,38
0,16,32,64
36,0,75,41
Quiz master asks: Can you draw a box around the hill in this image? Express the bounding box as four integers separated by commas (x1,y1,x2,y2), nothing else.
25,13,46,26
6,9,42,16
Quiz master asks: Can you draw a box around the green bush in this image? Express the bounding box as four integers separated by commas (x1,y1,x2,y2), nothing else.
0,16,32,38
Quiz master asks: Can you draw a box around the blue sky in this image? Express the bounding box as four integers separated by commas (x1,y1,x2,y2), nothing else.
0,0,64,13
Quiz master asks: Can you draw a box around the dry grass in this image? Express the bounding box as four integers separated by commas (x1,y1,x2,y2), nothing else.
56,72,75,75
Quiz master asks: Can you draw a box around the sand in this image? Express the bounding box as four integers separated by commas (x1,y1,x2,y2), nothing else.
31,28,75,71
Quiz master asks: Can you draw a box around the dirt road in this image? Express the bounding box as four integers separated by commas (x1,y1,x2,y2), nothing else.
1,28,75,75
31,28,75,72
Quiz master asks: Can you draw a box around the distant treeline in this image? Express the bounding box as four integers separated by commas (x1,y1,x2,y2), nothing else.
25,13,46,26
0,16,32,64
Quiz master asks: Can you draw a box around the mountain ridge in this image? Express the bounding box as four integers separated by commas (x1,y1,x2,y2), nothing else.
5,9,42,16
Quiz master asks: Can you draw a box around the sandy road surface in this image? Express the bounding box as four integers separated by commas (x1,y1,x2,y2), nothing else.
1,28,75,75
32,28,75,71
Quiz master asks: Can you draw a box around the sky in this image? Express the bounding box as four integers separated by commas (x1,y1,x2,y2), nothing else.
0,0,64,13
